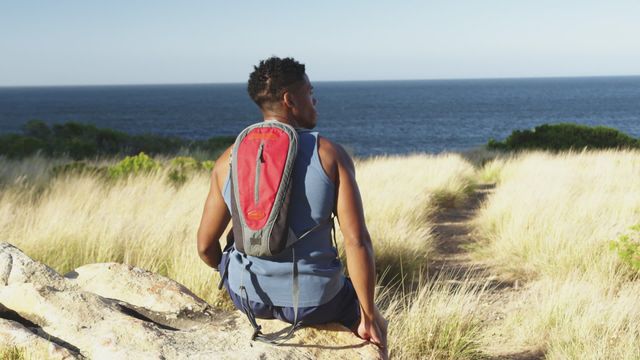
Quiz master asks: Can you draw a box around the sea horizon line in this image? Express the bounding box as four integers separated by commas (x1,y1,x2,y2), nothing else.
2,73,640,89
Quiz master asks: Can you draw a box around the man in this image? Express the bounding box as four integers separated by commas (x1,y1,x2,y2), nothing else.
197,56,387,350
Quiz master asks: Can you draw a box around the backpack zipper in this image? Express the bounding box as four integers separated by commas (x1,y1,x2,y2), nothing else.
254,141,264,205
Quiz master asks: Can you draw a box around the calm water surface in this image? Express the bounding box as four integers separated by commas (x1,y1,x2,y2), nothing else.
1,76,639,156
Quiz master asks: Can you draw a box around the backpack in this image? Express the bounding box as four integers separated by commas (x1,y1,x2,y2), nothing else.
230,121,299,257
220,120,333,344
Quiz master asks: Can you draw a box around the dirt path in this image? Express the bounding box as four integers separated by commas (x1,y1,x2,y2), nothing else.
430,183,544,360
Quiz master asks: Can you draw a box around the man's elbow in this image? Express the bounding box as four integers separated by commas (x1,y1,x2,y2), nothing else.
343,231,373,251
197,241,210,259
197,234,220,268
198,246,220,269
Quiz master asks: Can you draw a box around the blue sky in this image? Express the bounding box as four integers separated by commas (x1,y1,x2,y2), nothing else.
1,0,639,86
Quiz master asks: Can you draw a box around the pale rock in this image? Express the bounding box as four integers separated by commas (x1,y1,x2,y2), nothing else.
0,243,383,359
0,242,68,289
65,263,210,318
0,317,81,359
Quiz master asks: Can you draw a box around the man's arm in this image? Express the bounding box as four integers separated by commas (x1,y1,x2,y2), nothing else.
318,137,386,348
196,146,232,269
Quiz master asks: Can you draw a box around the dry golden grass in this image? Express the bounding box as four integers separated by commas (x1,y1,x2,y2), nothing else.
485,275,640,360
382,271,488,360
345,153,476,280
7,149,640,359
354,153,484,357
0,153,485,359
473,149,640,280
474,149,640,359
0,346,26,360
0,153,475,300
0,161,228,306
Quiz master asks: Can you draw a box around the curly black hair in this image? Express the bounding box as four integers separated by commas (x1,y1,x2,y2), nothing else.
247,56,306,109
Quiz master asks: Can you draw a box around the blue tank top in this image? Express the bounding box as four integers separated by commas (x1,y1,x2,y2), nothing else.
223,129,345,307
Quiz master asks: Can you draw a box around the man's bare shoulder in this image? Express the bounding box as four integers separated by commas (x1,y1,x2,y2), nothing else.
317,136,354,183
211,145,233,189
213,145,233,171
320,134,353,155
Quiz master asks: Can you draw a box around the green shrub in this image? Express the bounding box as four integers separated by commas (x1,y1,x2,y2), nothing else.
95,128,129,153
167,156,202,186
128,134,186,155
0,120,234,160
487,123,640,152
62,137,99,160
45,122,124,158
170,156,201,169
0,134,46,158
22,119,52,140
199,136,235,153
168,169,188,186
108,152,160,179
610,225,640,272
201,160,215,171
52,121,97,139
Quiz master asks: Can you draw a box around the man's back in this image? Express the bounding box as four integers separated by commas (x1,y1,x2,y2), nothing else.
221,129,344,307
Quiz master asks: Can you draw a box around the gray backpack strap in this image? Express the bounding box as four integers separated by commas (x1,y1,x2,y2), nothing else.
238,216,336,345
246,248,302,345
298,216,333,240
286,216,334,247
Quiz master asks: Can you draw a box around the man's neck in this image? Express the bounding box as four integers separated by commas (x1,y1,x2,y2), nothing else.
261,112,300,128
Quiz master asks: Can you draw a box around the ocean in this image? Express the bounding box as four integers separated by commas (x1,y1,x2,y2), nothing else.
1,76,639,157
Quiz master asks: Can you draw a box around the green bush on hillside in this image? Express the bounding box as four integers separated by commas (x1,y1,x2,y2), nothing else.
169,156,201,170
108,152,160,179
201,160,215,171
50,121,128,159
487,123,640,151
23,119,52,139
0,134,46,158
201,136,236,152
610,225,640,273
0,120,234,160
49,154,214,185
167,156,202,186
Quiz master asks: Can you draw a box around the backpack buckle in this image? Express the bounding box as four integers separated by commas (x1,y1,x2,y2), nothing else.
251,325,263,340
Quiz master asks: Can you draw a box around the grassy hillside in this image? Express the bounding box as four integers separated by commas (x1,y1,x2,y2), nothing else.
3,148,640,359
473,150,640,359
0,152,483,358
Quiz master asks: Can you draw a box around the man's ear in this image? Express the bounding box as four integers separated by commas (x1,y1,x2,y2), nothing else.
283,91,295,109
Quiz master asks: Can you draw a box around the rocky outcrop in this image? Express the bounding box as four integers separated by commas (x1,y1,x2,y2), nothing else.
0,243,67,289
0,317,80,359
0,243,382,359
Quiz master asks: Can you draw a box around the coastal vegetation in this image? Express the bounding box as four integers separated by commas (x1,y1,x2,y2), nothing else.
2,121,640,358
610,225,640,272
0,120,234,160
487,123,640,151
